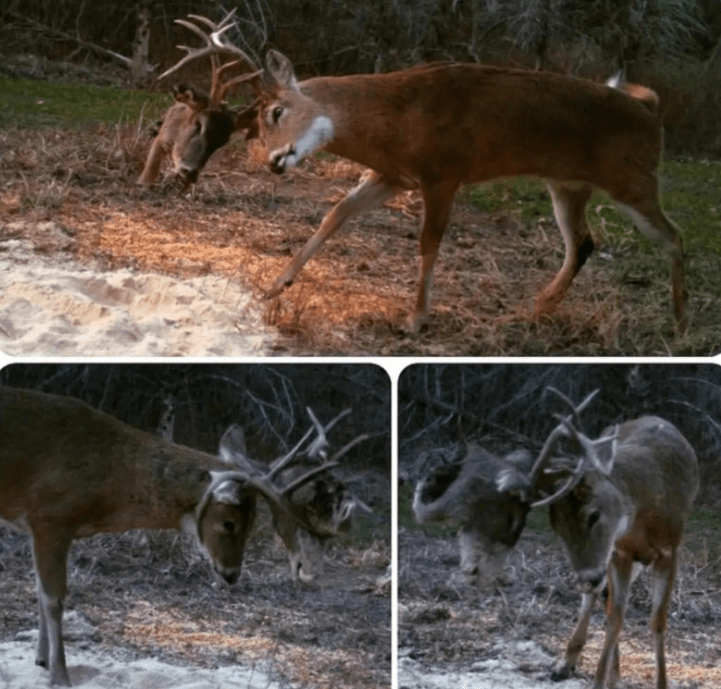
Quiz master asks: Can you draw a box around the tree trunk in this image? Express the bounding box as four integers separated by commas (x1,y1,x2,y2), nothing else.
131,0,152,87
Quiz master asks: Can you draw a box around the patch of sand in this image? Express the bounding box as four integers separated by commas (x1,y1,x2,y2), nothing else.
0,639,282,689
0,233,273,356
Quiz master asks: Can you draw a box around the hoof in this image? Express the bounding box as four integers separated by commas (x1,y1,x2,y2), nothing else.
404,312,426,336
263,281,291,300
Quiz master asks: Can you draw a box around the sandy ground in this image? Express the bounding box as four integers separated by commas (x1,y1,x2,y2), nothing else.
0,638,281,689
0,224,273,356
398,641,587,689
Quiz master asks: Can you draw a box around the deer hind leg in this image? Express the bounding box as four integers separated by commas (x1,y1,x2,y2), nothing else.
265,170,404,299
535,181,594,317
649,548,677,689
593,551,633,689
551,591,597,681
408,181,459,334
32,530,72,687
611,186,687,333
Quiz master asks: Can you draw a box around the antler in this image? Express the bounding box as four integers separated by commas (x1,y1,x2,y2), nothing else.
213,407,369,531
505,388,601,507
268,407,354,478
159,10,263,106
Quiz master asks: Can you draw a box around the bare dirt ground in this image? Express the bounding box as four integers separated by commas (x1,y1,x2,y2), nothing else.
0,502,390,689
1,117,716,356
399,523,721,689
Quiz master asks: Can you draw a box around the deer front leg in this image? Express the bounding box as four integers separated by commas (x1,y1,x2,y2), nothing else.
265,171,402,299
32,529,72,687
649,547,677,689
551,591,596,680
593,551,633,689
137,137,166,187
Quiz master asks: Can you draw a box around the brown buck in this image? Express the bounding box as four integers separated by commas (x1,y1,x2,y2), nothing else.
0,386,337,686
160,12,687,334
137,12,259,188
414,389,699,689
219,407,367,585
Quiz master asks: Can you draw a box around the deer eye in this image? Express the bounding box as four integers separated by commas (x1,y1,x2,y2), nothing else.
223,521,236,534
272,106,283,123
587,511,600,530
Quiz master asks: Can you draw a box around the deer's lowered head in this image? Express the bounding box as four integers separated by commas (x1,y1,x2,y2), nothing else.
413,445,534,585
138,11,261,189
219,407,367,585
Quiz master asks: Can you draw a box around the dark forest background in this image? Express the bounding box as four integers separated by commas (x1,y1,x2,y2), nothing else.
0,363,391,481
2,0,721,154
399,363,721,507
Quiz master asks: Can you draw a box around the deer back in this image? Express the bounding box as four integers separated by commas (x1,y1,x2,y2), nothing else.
259,60,662,191
413,445,533,548
0,386,260,584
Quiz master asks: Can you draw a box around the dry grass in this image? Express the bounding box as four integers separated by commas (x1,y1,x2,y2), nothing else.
399,523,721,688
0,507,391,689
1,121,717,356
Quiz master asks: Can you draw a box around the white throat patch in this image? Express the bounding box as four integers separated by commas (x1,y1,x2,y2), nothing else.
277,115,334,169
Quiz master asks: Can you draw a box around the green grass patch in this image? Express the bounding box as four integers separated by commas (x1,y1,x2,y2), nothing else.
458,177,554,224
0,77,172,128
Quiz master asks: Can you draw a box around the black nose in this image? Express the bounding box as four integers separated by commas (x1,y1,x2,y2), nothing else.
222,570,240,585
178,168,198,185
269,157,285,175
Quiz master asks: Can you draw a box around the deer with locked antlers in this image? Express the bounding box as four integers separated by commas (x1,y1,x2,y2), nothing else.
414,388,699,689
158,10,687,334
219,407,368,585
137,12,260,188
0,386,347,686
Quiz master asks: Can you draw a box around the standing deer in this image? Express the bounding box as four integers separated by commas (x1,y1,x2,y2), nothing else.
159,12,687,334
137,13,259,188
413,389,699,689
0,386,338,687
219,407,367,585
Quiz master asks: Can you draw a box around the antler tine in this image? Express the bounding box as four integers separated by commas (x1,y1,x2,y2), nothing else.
267,407,327,478
280,461,339,497
217,70,265,102
267,427,315,478
187,9,237,31
527,423,575,487
159,10,261,91
305,407,329,459
330,433,370,463
547,387,599,432
526,388,600,492
174,18,214,44
323,408,353,434
210,21,259,71
530,418,603,507
159,45,217,80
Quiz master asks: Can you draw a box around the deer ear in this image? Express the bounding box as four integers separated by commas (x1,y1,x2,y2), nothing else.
173,84,209,111
265,50,299,92
219,424,248,462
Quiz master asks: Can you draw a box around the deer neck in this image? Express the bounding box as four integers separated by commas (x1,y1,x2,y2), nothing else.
299,76,403,175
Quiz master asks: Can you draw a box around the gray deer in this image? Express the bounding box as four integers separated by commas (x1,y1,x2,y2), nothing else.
414,388,698,689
